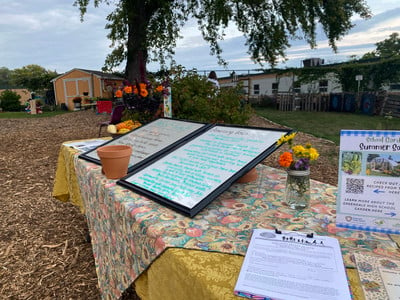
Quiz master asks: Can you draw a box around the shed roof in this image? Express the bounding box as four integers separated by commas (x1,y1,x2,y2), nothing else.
371,157,399,167
51,68,124,82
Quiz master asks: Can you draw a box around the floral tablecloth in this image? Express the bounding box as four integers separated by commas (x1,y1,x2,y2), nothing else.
72,153,400,300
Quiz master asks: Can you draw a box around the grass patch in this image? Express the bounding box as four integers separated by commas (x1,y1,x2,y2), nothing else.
255,108,400,145
0,111,69,119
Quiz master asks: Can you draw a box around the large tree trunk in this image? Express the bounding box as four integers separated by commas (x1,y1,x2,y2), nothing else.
125,0,149,83
125,48,148,84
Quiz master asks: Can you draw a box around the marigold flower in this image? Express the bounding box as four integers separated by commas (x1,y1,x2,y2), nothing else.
155,85,163,93
277,136,319,170
140,88,148,97
115,90,123,98
276,132,297,146
309,148,319,160
124,86,132,94
279,152,293,168
292,145,306,156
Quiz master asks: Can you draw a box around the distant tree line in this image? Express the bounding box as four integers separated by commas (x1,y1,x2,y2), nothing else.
0,64,58,93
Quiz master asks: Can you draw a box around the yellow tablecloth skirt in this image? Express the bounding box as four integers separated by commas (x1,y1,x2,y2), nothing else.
135,248,365,300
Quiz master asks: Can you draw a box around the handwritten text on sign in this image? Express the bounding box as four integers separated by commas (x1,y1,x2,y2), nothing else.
125,126,283,209
86,119,205,167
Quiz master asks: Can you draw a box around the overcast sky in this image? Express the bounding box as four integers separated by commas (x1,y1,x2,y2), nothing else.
1,0,399,77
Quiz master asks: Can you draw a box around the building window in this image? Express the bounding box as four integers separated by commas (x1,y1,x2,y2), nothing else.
293,82,301,93
272,83,279,94
389,83,400,90
253,84,260,95
319,80,328,93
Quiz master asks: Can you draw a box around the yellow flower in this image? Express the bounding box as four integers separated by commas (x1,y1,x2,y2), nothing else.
292,145,306,156
276,133,319,170
309,148,319,160
277,132,297,145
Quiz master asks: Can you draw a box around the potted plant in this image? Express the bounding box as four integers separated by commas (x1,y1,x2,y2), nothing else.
73,97,82,110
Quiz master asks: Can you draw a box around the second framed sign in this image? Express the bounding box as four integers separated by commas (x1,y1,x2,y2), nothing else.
118,124,292,217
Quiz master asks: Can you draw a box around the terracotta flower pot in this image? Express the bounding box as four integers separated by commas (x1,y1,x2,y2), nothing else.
97,145,132,179
236,167,258,183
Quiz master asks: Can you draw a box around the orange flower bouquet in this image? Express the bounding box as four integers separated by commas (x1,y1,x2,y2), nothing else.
114,78,168,124
277,133,319,171
277,132,319,209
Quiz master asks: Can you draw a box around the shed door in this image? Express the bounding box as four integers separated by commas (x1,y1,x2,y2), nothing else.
63,77,91,108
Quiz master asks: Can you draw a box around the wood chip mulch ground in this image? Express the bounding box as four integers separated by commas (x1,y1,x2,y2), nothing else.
0,110,339,299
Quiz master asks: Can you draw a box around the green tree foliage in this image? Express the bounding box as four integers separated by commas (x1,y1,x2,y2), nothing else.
362,32,400,59
0,90,22,112
375,32,400,58
170,67,253,124
10,64,58,93
73,0,370,83
336,33,400,91
360,51,377,59
0,67,12,89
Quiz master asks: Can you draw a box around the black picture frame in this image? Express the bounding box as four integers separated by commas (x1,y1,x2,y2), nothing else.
118,124,293,217
79,118,210,173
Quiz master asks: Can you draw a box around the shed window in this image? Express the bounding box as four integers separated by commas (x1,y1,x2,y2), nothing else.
293,82,301,93
253,84,260,95
389,83,400,90
272,83,279,94
319,80,328,92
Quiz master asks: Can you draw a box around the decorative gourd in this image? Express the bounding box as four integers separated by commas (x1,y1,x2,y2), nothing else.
107,124,117,134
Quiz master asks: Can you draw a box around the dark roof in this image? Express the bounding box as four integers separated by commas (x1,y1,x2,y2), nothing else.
77,69,124,80
51,68,124,82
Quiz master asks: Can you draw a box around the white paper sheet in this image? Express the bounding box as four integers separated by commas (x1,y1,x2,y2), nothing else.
63,139,106,152
234,229,351,300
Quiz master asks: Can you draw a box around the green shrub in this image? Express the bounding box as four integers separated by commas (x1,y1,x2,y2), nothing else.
0,90,23,111
170,69,253,125
41,104,55,112
252,95,277,108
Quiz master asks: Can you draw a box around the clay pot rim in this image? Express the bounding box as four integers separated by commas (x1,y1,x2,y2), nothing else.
236,167,258,183
97,145,132,159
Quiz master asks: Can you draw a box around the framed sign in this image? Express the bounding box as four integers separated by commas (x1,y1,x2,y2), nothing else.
336,130,400,234
118,124,292,217
79,118,209,172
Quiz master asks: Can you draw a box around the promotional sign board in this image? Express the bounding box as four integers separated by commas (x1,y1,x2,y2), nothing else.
336,130,400,234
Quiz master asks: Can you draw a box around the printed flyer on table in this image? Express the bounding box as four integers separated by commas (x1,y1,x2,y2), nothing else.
336,130,400,234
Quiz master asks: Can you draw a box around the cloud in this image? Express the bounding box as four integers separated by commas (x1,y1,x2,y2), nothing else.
0,0,399,75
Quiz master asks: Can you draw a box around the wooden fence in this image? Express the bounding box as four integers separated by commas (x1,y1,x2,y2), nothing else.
277,93,330,112
275,92,400,117
381,93,400,118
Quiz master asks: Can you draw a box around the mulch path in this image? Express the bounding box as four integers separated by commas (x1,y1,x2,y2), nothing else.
0,110,339,299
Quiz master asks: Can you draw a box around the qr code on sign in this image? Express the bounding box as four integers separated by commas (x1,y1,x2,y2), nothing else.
345,178,364,194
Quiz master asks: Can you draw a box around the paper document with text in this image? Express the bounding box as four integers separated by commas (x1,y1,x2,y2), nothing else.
234,229,351,300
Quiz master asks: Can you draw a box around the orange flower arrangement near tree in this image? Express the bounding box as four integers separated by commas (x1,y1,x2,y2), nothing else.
113,52,169,123
114,78,169,124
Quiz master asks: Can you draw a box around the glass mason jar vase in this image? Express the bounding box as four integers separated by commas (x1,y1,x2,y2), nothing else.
285,169,310,210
